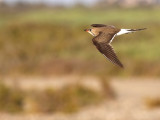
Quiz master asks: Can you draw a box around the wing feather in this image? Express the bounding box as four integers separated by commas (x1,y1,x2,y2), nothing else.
92,32,123,68
91,24,107,27
101,43,123,68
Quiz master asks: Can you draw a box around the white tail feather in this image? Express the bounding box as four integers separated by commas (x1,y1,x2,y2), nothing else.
116,29,132,36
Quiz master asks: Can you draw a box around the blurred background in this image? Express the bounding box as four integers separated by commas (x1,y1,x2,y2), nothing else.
0,0,160,120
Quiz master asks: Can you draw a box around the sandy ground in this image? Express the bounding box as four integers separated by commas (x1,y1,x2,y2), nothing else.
0,76,160,120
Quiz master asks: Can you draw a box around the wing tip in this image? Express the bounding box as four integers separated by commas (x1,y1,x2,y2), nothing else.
119,64,124,68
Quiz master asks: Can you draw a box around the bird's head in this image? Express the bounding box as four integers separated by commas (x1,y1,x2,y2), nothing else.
84,28,99,36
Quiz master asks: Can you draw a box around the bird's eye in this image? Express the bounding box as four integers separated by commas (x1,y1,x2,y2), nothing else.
89,29,91,31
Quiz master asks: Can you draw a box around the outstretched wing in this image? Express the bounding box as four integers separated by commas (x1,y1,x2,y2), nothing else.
99,43,123,68
92,32,123,68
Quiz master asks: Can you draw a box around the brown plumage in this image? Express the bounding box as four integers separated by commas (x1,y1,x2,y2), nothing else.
84,24,146,68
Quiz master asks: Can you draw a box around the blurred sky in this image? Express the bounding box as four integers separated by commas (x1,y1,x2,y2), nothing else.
2,0,160,7
3,0,98,6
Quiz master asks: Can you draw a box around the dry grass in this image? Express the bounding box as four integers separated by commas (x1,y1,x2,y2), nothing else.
145,97,160,109
0,83,24,113
0,79,114,114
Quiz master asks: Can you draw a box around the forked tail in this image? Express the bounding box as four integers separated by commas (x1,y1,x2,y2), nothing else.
127,28,147,32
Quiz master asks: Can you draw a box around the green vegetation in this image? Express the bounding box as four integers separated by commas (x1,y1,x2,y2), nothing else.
1,8,160,25
0,7,160,76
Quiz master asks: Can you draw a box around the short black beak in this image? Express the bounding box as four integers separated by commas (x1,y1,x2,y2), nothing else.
84,29,87,31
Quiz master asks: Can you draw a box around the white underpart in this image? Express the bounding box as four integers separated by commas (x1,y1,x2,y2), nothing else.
116,29,133,36
88,31,96,36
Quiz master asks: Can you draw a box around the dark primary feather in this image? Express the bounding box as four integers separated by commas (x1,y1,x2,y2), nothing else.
92,32,123,68
91,24,107,27
100,43,123,68
91,24,117,29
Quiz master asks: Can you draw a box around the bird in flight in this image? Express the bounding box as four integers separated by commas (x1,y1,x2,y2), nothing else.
84,24,146,68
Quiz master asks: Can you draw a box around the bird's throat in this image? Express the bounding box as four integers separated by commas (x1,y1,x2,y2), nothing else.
88,31,95,36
